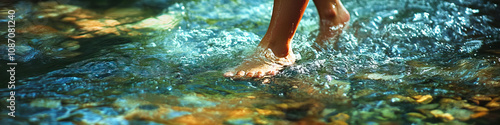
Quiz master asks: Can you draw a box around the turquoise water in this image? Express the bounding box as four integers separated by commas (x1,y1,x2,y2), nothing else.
1,0,499,124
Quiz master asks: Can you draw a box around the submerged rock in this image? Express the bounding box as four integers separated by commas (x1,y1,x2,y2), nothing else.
3,0,500,124
30,99,62,108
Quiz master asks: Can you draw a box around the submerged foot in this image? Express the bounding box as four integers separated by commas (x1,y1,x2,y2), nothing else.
314,0,350,50
224,48,295,79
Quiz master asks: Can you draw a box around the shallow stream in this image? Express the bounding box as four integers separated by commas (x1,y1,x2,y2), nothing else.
1,0,500,124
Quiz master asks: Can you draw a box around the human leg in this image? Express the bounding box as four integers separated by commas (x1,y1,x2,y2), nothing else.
313,0,350,49
224,0,309,78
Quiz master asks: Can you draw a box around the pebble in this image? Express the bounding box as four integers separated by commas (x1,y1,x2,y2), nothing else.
30,99,61,108
363,73,404,80
470,95,492,105
71,109,104,124
178,94,218,107
430,110,454,122
19,25,58,34
380,109,397,119
37,2,80,18
415,103,439,110
485,101,499,108
62,17,77,22
471,95,492,101
413,95,433,104
60,40,80,51
494,97,500,101
387,95,415,103
447,109,472,121
128,14,179,30
406,112,426,119
439,98,466,109
470,111,488,119
462,104,489,112
330,113,350,121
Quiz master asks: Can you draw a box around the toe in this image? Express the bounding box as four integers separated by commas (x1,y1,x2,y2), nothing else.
235,71,246,77
267,70,277,76
223,72,234,77
246,72,255,78
255,71,265,78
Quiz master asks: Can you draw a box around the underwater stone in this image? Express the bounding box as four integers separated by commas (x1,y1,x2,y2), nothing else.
15,45,33,56
470,95,492,102
380,108,397,119
446,109,472,121
353,89,375,99
387,95,415,103
370,73,403,80
329,113,350,122
94,107,119,116
430,110,454,122
486,101,500,108
60,40,80,51
71,109,104,124
127,14,180,30
54,106,77,120
26,106,74,123
283,102,324,121
67,88,87,95
415,103,440,113
138,104,159,110
412,95,433,104
470,112,488,119
460,40,482,53
36,2,82,18
165,111,191,120
406,112,426,119
439,98,464,109
177,94,218,107
30,99,62,108
224,118,254,125
462,104,489,112
442,120,468,125
406,117,423,124
18,25,58,34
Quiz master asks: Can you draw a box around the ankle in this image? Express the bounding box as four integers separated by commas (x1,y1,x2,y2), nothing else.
317,1,350,28
269,45,292,58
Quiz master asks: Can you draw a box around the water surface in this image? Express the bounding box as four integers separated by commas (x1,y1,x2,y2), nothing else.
1,0,499,124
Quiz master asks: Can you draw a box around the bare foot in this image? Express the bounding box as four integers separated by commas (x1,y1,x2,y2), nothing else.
314,0,350,50
224,48,295,78
224,0,307,79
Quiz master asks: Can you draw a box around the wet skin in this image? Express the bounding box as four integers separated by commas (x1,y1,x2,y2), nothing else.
224,0,350,79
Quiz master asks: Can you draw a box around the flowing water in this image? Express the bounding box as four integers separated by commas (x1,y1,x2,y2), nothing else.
1,0,499,124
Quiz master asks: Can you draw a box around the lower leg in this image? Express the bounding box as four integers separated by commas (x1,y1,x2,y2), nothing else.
313,0,350,49
224,0,309,78
259,0,310,57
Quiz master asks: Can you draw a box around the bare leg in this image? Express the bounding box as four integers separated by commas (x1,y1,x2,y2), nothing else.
313,0,350,50
224,0,309,78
